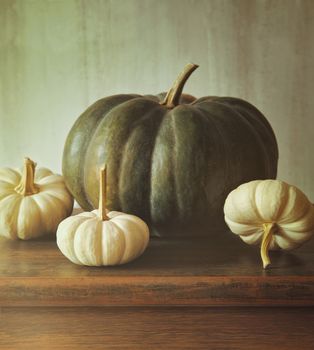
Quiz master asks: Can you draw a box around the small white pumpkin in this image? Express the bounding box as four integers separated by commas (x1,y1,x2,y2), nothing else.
0,157,74,240
224,179,314,268
57,167,149,266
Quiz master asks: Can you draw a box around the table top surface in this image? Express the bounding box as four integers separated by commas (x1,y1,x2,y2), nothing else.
1,230,314,277
0,229,314,307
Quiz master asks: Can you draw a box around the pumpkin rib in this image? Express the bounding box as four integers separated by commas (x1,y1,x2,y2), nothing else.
77,211,96,218
0,179,15,187
102,220,112,265
149,108,179,235
281,200,314,227
63,94,140,210
200,100,274,179
0,182,14,200
256,181,289,223
191,105,232,204
156,92,197,104
82,95,143,209
279,187,311,224
112,218,145,264
190,96,219,105
226,183,262,225
253,181,272,223
235,107,275,177
36,174,64,186
31,194,55,234
0,168,21,184
266,181,290,221
83,98,164,211
210,97,277,145
29,196,45,237
143,94,160,102
96,219,105,265
34,192,71,232
225,99,278,151
195,97,278,172
39,183,72,204
197,107,242,207
274,234,298,250
59,216,88,265
279,223,314,235
240,230,265,245
17,196,43,240
0,194,23,240
117,103,168,223
107,220,127,265
251,181,266,223
195,102,269,183
34,168,54,181
94,219,103,266
168,107,181,223
168,105,226,226
214,98,278,175
224,216,262,236
36,190,71,213
197,105,264,224
73,216,99,265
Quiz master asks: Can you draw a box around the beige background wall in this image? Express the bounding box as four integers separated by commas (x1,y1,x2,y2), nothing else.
1,0,314,198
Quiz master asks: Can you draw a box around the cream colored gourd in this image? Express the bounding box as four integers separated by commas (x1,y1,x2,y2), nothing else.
0,157,74,240
224,179,314,268
57,167,150,266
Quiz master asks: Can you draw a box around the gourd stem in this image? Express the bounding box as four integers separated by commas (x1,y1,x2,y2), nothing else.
99,166,109,221
14,157,39,196
261,223,275,269
160,63,199,109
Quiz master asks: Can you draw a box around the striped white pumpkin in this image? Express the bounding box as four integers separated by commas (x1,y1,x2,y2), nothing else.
57,209,149,266
0,158,73,240
224,179,314,268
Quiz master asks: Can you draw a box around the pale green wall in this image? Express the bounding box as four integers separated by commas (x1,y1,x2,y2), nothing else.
1,0,314,198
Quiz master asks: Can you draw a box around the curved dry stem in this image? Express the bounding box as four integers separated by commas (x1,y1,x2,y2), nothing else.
99,166,109,221
15,157,40,196
160,63,199,108
261,223,276,269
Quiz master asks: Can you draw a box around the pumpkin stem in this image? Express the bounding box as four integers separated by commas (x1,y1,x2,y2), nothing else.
99,166,109,221
160,63,199,109
261,223,276,269
15,157,40,196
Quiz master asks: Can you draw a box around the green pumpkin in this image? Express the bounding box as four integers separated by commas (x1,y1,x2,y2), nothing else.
63,64,278,237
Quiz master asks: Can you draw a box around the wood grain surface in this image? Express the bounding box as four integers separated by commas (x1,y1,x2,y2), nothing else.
1,231,313,348
0,232,314,307
1,307,314,350
2,232,314,277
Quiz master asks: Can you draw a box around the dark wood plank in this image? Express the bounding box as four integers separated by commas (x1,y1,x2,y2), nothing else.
1,307,314,349
0,233,314,306
0,275,314,307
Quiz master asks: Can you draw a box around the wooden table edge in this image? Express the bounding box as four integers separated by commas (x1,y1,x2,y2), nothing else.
1,275,314,307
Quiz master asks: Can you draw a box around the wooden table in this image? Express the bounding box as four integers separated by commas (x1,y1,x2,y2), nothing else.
0,231,314,349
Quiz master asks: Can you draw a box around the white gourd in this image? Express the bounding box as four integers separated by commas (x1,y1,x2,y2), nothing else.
224,179,314,268
0,157,74,240
56,167,150,266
